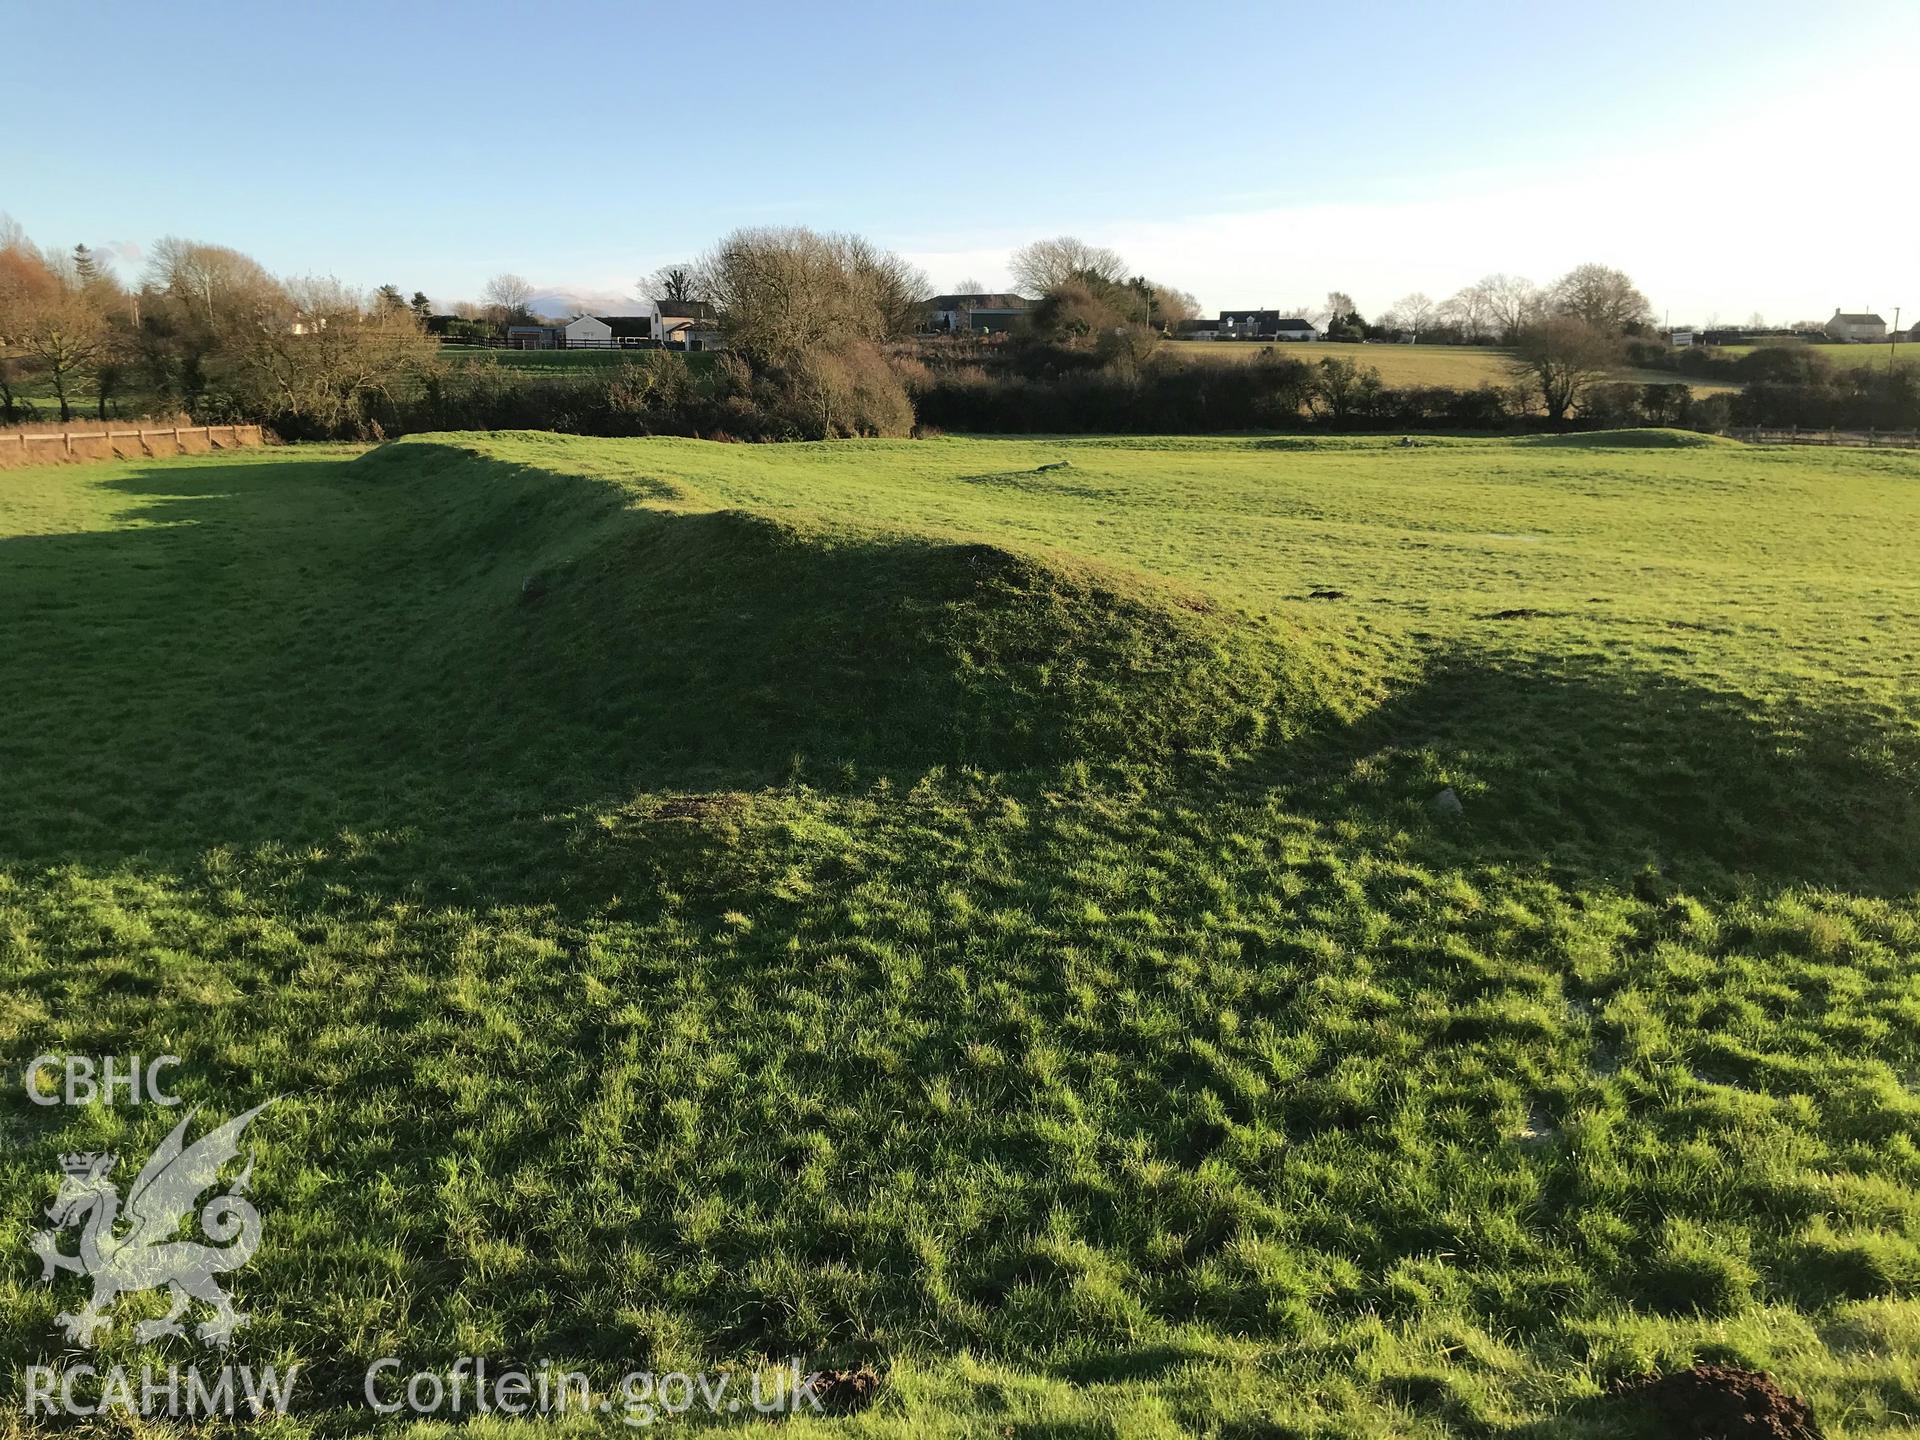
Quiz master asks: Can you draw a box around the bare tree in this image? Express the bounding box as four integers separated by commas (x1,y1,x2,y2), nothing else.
693,227,924,437
1440,282,1494,342
1009,236,1128,295
646,264,698,303
1389,292,1437,342
0,221,61,417
482,272,537,328
1508,316,1622,422
3,227,130,418
1479,274,1541,343
952,277,985,294
1146,281,1199,328
134,238,284,405
696,226,926,366
841,234,932,340
227,277,439,433
1549,263,1653,334
145,237,279,329
14,286,113,421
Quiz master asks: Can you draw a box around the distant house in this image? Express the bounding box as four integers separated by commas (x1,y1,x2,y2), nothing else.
926,293,1033,334
562,314,654,347
1670,329,1696,348
1824,310,1888,342
1175,319,1222,340
506,324,565,349
1217,311,1319,341
656,300,723,351
564,315,612,346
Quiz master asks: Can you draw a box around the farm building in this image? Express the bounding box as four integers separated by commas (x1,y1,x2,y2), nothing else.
562,314,654,347
925,293,1033,334
656,301,723,351
1824,310,1888,342
470,306,708,350
1217,311,1319,341
563,315,612,346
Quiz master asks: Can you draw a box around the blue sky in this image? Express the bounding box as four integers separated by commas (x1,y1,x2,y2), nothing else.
6,0,1914,324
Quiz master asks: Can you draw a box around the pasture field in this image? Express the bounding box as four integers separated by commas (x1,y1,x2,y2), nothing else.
1166,339,1524,388
1163,340,1739,397
2,432,1918,1436
1717,341,1920,373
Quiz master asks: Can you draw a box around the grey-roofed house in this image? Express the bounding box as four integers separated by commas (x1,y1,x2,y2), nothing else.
657,300,723,351
926,293,1033,334
1218,311,1319,341
1824,310,1888,342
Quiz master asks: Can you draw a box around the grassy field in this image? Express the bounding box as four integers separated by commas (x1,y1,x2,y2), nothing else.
3,431,1918,1435
1717,341,1920,373
1165,341,1740,396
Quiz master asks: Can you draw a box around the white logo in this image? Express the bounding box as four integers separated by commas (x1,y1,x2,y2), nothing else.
31,1103,271,1348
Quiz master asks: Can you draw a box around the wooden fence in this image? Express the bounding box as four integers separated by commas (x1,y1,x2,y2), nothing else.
441,336,682,352
1727,426,1920,449
3,423,265,467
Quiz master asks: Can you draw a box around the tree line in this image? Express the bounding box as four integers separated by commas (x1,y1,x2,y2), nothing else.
0,219,440,429
4,214,1909,439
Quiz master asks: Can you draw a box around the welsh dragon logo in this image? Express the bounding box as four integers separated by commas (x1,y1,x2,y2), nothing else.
30,1103,271,1348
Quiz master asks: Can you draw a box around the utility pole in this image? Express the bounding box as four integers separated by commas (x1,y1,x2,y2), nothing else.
1894,307,1902,378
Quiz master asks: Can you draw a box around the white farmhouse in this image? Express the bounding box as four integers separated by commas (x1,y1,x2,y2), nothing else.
1824,310,1888,342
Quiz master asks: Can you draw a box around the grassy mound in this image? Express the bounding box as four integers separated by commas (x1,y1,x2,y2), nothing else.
351,436,1346,778
1513,427,1745,449
4,433,1919,1438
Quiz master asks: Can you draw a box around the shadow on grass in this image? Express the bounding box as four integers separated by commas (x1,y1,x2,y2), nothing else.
1,439,1913,904
0,442,1303,890
1261,648,1920,896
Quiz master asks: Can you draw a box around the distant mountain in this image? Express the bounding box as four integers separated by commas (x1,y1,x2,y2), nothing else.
525,287,651,321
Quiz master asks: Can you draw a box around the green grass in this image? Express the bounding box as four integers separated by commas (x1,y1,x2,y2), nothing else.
3,430,1919,1436
1163,341,1739,397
